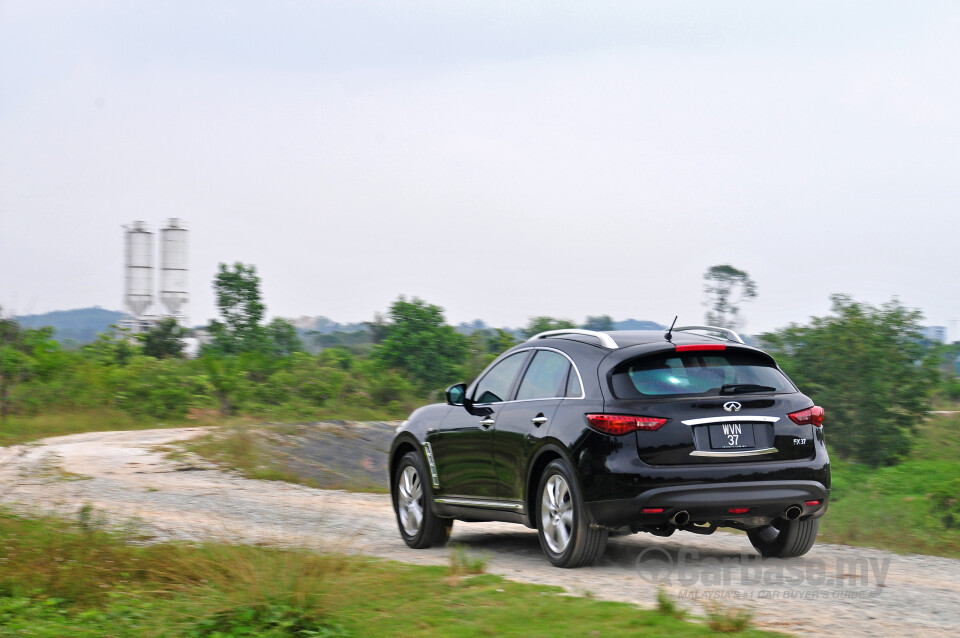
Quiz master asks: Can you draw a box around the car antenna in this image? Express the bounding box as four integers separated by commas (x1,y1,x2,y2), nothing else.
664,315,678,343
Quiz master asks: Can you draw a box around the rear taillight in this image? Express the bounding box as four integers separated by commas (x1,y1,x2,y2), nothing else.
586,414,668,435
788,406,825,427
675,344,726,352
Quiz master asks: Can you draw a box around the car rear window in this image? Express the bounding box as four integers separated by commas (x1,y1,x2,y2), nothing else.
610,350,795,398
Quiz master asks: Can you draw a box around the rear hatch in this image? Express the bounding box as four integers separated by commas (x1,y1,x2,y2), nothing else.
603,345,819,465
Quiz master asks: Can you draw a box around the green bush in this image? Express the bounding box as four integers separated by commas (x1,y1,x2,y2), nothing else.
944,377,960,401
762,295,938,466
109,356,195,419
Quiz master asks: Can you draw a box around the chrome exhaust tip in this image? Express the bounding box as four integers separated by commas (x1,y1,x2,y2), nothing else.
670,510,690,526
783,505,802,521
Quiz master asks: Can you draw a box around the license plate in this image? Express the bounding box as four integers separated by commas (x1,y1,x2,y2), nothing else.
708,423,756,449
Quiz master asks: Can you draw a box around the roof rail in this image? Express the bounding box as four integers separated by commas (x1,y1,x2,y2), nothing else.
531,329,619,349
673,325,745,344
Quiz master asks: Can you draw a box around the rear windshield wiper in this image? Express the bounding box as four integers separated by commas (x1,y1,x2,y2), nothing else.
719,383,778,395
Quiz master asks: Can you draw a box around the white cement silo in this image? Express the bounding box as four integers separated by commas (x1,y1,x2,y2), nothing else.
159,218,188,322
123,221,154,319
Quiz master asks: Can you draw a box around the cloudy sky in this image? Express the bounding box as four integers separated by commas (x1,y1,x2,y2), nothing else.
1,1,958,337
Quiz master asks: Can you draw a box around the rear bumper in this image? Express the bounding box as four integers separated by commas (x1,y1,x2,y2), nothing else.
586,479,829,529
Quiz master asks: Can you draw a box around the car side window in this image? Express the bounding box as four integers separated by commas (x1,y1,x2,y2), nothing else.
565,365,583,398
473,352,527,404
516,350,571,401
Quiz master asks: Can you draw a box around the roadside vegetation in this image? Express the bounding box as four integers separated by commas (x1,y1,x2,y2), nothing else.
2,262,959,560
0,508,782,637
818,410,960,558
0,265,515,439
756,295,960,557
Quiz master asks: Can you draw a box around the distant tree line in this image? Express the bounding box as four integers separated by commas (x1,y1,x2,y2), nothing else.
2,264,956,471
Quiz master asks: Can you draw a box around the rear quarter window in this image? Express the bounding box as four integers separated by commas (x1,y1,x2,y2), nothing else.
610,350,795,399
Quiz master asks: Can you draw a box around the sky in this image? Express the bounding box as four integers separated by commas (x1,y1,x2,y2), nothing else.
1,1,958,338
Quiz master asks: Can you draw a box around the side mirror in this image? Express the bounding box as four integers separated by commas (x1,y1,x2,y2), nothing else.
445,382,467,406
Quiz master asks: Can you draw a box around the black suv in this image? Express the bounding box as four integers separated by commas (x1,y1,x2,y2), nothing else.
389,327,829,567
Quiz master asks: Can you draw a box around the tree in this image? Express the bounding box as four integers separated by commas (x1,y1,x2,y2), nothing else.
761,294,938,466
365,312,389,344
206,263,302,358
209,263,266,354
523,316,577,338
83,325,139,366
264,318,303,357
110,355,193,419
582,315,614,331
373,296,468,389
202,355,246,416
141,318,186,359
0,312,50,419
0,315,31,420
486,328,518,354
703,264,757,330
0,316,66,419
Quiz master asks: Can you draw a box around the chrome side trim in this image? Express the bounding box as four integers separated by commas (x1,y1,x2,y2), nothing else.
690,447,779,457
532,329,619,349
421,442,440,488
673,325,745,344
434,497,525,512
681,416,780,426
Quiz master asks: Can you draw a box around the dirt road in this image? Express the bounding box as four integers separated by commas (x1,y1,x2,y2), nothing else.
1,427,958,637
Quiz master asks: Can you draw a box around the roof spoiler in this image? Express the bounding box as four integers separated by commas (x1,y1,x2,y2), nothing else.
672,325,745,344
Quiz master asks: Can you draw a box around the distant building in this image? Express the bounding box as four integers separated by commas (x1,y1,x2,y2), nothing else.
923,326,948,344
117,315,163,334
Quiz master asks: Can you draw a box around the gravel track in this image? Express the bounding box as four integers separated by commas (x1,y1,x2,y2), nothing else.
1,427,958,637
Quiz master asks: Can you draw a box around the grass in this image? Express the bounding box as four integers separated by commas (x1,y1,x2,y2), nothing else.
0,408,232,448
818,410,960,558
703,601,755,633
657,586,688,620
447,544,488,586
0,507,785,637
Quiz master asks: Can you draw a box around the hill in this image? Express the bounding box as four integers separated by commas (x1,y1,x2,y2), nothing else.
15,307,125,344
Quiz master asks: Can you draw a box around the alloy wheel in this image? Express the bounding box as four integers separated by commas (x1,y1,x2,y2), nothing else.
540,474,574,554
398,465,424,536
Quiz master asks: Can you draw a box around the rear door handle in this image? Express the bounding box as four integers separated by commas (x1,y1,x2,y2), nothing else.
479,418,495,428
531,415,548,426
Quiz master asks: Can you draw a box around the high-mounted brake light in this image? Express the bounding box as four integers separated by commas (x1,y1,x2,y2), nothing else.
675,344,726,352
788,406,825,427
586,414,668,435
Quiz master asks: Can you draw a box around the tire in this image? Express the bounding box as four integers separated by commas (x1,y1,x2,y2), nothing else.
747,517,819,558
392,451,451,549
536,459,608,568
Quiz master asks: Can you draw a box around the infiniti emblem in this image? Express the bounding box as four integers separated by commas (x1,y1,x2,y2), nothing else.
723,401,742,412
